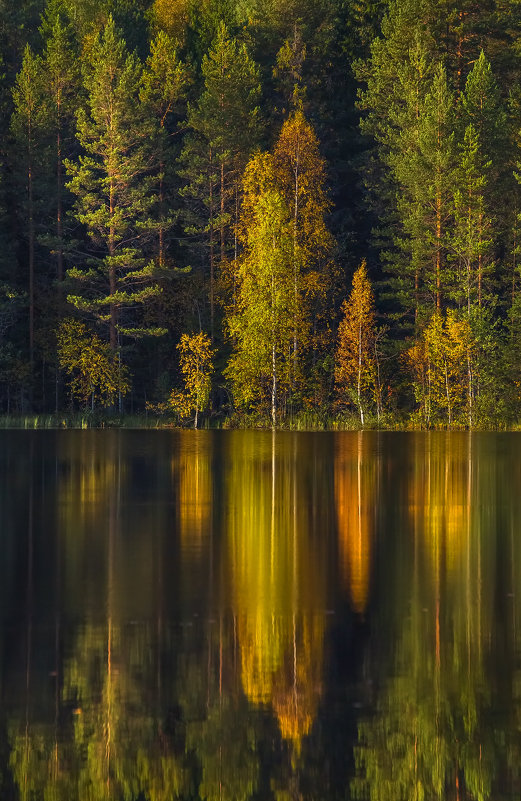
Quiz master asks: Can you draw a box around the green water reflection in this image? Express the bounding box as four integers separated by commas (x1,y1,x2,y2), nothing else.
1,431,521,799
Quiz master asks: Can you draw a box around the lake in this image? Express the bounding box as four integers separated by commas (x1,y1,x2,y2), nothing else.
1,429,520,800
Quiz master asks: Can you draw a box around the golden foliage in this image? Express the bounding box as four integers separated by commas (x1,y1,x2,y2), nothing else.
169,332,214,426
174,433,212,547
334,261,377,424
406,310,474,426
225,181,296,420
273,110,337,369
57,319,129,408
225,433,325,747
225,111,337,417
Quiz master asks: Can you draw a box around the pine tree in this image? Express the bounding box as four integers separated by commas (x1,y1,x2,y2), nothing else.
450,124,493,311
414,64,457,311
65,17,163,358
10,44,49,373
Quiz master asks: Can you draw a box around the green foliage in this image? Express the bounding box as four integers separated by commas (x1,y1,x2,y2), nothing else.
65,16,164,350
0,0,521,422
179,21,262,336
140,30,190,267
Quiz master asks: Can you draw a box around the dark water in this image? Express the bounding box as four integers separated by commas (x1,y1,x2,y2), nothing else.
1,430,521,800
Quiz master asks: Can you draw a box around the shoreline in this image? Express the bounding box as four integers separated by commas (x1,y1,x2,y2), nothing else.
0,413,515,432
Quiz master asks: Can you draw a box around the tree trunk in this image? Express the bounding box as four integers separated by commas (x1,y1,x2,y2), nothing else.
271,258,276,428
292,140,300,390
445,362,452,427
220,160,225,264
436,188,442,310
272,343,277,428
358,318,364,426
28,157,34,374
56,112,64,282
109,178,117,350
467,349,473,428
209,147,215,342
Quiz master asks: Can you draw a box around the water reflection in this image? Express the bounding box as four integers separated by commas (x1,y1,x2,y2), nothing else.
2,431,521,799
334,432,377,614
354,434,510,801
225,432,327,748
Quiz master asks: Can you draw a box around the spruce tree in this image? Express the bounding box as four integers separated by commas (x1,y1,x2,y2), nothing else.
179,22,261,339
140,30,190,269
356,0,439,325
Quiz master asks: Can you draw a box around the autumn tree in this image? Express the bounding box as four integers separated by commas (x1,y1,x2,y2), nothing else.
170,331,214,428
225,154,295,426
57,318,129,408
406,310,474,427
334,261,379,426
150,0,191,46
272,108,335,400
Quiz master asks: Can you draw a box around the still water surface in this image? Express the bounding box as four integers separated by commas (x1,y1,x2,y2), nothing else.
0,430,520,799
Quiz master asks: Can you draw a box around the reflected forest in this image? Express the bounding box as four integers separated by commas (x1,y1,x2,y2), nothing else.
2,430,521,799
5,0,521,425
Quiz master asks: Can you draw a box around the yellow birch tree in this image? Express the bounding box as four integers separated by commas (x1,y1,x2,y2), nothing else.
225,154,296,426
406,310,474,427
170,332,214,429
272,109,336,401
57,319,129,409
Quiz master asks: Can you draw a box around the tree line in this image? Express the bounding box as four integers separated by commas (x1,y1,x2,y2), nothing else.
2,0,521,427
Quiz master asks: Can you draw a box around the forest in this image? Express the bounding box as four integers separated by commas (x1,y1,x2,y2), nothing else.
1,0,521,428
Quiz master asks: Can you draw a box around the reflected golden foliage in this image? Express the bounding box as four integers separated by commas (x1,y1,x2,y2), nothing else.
225,433,326,748
58,432,121,513
173,432,212,549
334,433,374,613
409,434,471,580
